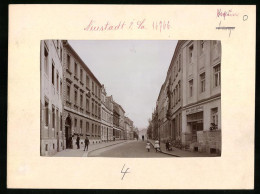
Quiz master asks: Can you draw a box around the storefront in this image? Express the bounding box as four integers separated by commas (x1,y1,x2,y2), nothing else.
182,98,221,154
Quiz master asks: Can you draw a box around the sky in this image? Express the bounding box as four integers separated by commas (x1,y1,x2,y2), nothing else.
68,40,178,130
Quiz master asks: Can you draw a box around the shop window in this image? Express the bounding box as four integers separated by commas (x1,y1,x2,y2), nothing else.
200,73,205,93
44,101,49,126
44,47,48,76
189,79,193,97
214,64,221,87
211,108,218,126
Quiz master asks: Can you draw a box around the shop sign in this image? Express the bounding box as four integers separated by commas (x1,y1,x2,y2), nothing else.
186,106,203,114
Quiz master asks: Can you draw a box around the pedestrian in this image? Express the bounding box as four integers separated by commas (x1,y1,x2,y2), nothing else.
142,135,144,141
166,140,169,151
154,139,160,152
84,136,90,151
146,142,151,152
76,135,80,149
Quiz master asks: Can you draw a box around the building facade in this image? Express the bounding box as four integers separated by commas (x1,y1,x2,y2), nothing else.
62,41,102,149
151,40,221,154
112,101,121,140
40,40,64,156
181,40,221,154
125,117,134,140
101,85,114,142
118,105,126,140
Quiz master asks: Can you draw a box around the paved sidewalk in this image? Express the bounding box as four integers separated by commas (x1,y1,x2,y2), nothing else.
53,140,126,157
148,140,218,157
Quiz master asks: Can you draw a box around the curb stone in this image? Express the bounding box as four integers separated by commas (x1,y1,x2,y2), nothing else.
83,140,127,157
148,140,180,157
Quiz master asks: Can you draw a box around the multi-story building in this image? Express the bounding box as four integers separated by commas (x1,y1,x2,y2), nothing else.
124,117,134,140
101,85,113,142
112,101,120,140
151,107,159,140
62,41,102,148
106,96,114,141
181,40,221,154
157,82,168,142
40,40,64,156
152,40,221,154
118,104,126,140
165,41,184,142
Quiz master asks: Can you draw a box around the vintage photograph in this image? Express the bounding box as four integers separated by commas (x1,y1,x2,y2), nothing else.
40,40,221,157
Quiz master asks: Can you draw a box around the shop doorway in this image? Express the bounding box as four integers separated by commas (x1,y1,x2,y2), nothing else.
187,111,203,143
65,116,72,149
191,122,203,142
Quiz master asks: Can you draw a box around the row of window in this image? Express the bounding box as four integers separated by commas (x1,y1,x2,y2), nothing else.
188,64,221,97
66,84,101,118
44,100,62,132
74,118,101,137
171,81,181,108
188,40,217,64
173,54,182,79
66,54,101,98
102,109,113,123
52,40,63,61
44,46,63,97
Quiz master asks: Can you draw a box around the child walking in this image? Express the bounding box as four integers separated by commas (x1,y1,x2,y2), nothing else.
146,142,151,152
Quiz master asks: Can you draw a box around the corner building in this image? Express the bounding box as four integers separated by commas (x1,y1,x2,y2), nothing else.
62,41,102,149
181,40,221,154
152,40,221,155
40,40,64,156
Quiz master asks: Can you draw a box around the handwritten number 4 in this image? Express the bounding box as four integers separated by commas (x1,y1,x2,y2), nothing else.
121,164,130,180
